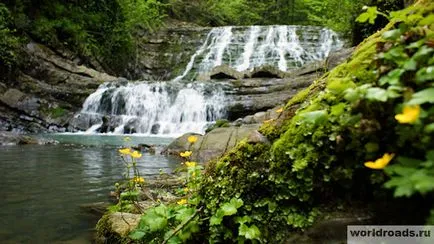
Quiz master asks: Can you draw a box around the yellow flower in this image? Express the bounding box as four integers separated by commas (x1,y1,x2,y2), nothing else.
185,161,197,167
183,188,189,193
118,148,132,155
180,151,192,158
395,105,420,124
188,135,198,144
177,198,187,205
276,107,284,113
364,153,395,169
130,150,142,159
133,177,145,184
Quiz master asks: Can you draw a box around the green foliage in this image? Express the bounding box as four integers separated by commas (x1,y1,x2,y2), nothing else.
0,3,20,73
205,119,230,133
2,0,166,76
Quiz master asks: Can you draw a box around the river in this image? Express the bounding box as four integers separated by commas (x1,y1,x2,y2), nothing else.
0,134,179,243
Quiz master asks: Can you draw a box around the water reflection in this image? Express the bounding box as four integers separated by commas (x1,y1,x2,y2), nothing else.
0,136,179,243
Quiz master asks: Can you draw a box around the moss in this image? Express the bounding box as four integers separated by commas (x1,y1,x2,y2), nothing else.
205,119,230,133
49,107,66,118
95,214,130,244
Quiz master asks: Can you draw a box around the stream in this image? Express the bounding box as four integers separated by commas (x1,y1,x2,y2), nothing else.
0,134,178,243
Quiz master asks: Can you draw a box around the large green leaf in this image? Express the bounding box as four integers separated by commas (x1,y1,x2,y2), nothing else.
129,230,146,240
408,88,434,104
365,87,387,102
239,224,261,240
140,204,168,232
356,6,377,24
299,110,328,124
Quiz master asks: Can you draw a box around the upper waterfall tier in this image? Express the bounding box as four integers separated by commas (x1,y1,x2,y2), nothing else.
174,25,343,81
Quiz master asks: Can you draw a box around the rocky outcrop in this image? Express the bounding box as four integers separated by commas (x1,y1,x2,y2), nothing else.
0,131,58,145
163,124,262,162
222,49,352,120
197,64,245,81
129,25,210,80
0,42,118,133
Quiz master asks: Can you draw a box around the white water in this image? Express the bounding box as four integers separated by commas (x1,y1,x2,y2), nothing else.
73,82,227,136
75,25,343,135
174,25,343,81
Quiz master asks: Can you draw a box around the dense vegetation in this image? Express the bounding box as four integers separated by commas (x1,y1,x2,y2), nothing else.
96,0,434,243
0,0,405,79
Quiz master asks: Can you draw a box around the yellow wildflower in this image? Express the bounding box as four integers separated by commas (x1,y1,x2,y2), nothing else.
183,188,189,193
185,161,197,167
130,150,142,159
364,153,395,169
395,105,420,124
118,148,132,155
133,177,145,184
177,198,187,205
276,107,284,113
180,151,193,158
188,135,198,144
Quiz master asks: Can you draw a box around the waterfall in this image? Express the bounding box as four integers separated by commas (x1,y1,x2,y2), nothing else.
72,82,227,136
74,25,343,136
174,25,343,81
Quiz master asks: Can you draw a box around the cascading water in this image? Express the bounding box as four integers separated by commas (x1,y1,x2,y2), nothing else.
74,25,343,136
72,82,227,136
174,25,343,81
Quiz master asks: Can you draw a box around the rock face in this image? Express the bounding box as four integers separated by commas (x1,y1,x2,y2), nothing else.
0,42,118,133
128,25,210,80
222,49,352,120
163,124,262,162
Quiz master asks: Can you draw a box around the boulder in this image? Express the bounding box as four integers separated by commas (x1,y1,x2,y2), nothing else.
162,124,260,162
104,212,141,236
248,65,289,78
206,64,245,80
326,48,355,71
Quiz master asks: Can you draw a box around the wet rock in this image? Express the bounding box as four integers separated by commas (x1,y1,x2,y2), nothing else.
247,130,270,145
163,124,260,162
248,65,289,78
0,132,38,145
80,202,111,215
326,48,355,70
105,212,141,236
150,123,160,134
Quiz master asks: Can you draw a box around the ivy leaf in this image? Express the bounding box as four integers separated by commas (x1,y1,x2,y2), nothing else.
419,14,434,26
415,66,434,83
175,207,195,222
424,123,434,133
356,6,378,24
239,224,261,240
384,177,414,197
330,103,346,116
413,46,434,61
408,88,434,105
129,230,146,240
403,58,417,71
379,69,404,85
140,205,168,232
221,198,244,216
300,110,328,124
382,29,401,40
365,87,387,102
236,216,252,225
210,215,222,226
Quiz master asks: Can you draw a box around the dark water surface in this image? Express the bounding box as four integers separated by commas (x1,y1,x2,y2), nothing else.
0,134,178,243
